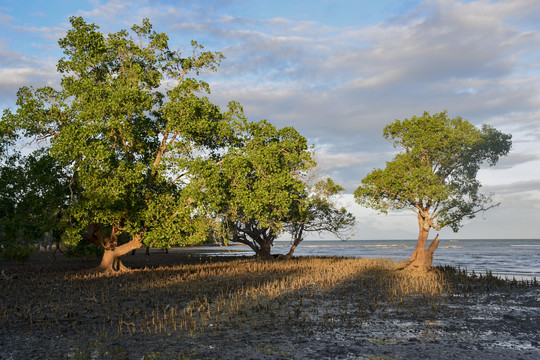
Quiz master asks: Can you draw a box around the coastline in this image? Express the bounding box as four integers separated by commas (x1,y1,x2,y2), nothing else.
1,249,539,359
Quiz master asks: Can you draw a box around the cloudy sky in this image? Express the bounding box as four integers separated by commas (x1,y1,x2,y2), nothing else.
1,0,539,240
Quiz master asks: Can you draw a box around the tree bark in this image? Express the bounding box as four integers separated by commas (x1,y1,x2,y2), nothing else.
256,239,273,259
84,224,143,273
283,237,302,260
396,216,439,271
97,235,143,274
283,225,304,260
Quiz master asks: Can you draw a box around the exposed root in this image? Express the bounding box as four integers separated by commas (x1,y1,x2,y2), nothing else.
98,258,131,275
396,234,439,272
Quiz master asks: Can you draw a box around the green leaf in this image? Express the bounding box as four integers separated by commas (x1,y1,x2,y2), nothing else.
355,110,512,233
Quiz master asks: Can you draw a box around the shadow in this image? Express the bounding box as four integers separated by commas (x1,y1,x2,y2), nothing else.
2,252,539,359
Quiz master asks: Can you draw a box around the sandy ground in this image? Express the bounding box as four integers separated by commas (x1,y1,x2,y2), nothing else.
1,248,539,360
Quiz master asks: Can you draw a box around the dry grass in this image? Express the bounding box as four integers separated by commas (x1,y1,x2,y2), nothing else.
1,255,535,341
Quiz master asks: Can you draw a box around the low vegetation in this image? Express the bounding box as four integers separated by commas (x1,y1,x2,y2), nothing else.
2,254,535,338
2,252,538,358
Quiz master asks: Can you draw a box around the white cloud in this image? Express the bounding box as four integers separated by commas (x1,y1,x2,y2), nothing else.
335,194,418,240
314,150,371,171
77,0,133,26
0,65,59,106
0,12,13,25
1,0,539,239
10,24,66,41
449,180,540,239
0,43,24,67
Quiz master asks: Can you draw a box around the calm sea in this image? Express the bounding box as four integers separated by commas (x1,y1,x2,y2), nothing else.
201,239,540,280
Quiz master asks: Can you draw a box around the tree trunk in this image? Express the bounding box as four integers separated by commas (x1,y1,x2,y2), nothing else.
283,238,302,260
98,236,143,274
283,225,304,260
256,239,273,259
396,218,439,271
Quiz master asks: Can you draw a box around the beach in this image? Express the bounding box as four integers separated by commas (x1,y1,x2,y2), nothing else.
1,248,539,359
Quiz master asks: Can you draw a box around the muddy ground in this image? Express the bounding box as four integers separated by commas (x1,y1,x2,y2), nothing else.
1,249,539,360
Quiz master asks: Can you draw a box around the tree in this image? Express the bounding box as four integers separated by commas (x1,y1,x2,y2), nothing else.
192,120,354,259
190,119,314,258
0,111,17,157
4,17,241,272
0,150,69,261
354,111,512,270
1,117,68,261
283,177,355,259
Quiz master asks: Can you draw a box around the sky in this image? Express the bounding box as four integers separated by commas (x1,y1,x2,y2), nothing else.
1,0,539,240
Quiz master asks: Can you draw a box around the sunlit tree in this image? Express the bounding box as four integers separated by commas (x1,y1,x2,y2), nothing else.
354,111,511,270
3,17,242,272
191,120,354,258
284,177,355,259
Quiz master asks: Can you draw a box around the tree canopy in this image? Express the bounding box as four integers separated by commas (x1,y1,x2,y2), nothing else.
354,111,512,270
190,120,355,258
190,119,313,258
0,150,68,261
2,17,243,272
1,16,351,269
283,177,355,258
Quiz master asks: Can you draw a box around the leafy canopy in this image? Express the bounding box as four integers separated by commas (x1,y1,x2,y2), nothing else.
4,17,241,249
0,151,68,261
190,118,355,257
286,177,355,242
189,118,314,252
354,111,512,231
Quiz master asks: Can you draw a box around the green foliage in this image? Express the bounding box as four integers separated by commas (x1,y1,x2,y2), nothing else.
0,243,36,263
220,120,314,230
0,110,18,157
354,111,512,232
191,120,354,256
0,151,68,261
64,239,104,259
286,177,355,242
189,119,316,254
2,17,240,253
2,16,351,261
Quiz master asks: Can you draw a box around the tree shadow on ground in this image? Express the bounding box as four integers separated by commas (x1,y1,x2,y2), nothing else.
1,251,538,359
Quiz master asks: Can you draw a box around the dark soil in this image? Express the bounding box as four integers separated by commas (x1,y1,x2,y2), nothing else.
1,249,539,360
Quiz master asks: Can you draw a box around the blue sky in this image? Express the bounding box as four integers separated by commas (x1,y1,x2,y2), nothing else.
1,0,540,240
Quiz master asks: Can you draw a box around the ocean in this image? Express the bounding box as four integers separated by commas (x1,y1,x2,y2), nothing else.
201,239,540,280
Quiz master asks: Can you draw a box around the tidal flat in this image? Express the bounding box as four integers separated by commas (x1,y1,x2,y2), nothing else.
1,249,539,359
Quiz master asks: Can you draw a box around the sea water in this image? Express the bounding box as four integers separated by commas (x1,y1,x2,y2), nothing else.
204,239,540,280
